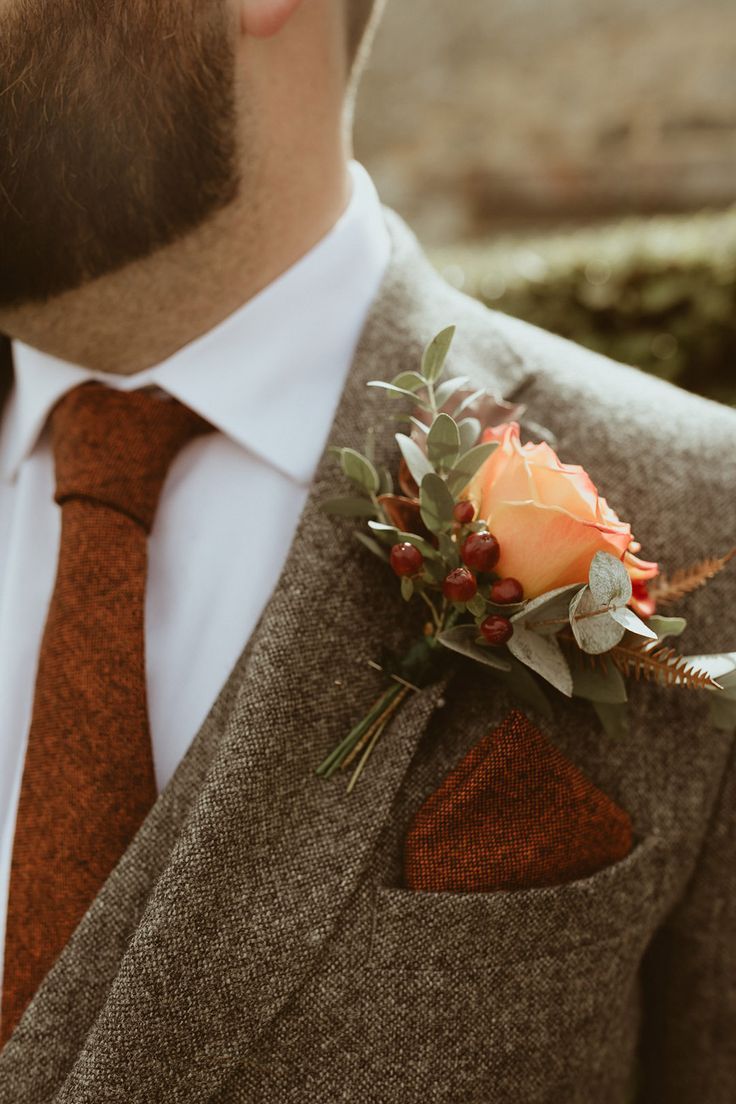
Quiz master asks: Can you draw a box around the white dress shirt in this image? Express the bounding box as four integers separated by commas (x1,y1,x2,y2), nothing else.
0,161,390,987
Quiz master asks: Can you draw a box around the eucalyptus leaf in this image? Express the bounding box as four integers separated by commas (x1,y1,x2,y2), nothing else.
457,417,482,453
340,448,380,495
434,376,469,409
506,623,574,697
647,615,687,641
446,442,498,497
513,583,585,635
588,551,632,608
610,605,658,640
426,413,461,471
419,473,456,535
422,325,456,383
321,497,378,519
401,577,414,602
396,433,434,487
354,532,389,562
392,371,428,393
593,702,630,740
571,661,628,704
569,586,626,655
437,625,512,672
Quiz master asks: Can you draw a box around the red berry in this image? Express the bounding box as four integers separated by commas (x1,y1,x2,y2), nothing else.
390,542,423,578
453,501,475,525
461,531,500,573
490,577,524,605
443,567,478,603
480,615,514,646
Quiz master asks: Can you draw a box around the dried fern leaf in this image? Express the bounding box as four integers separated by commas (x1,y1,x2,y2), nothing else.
650,547,736,605
609,640,721,690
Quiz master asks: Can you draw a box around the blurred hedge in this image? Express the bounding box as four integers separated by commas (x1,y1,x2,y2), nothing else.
433,207,736,406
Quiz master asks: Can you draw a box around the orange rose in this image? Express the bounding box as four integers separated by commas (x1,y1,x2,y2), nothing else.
465,423,659,600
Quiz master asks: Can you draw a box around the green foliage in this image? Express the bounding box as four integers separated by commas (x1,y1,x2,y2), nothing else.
433,207,736,406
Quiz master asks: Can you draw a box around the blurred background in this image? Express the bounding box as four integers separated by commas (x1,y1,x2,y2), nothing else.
354,0,736,405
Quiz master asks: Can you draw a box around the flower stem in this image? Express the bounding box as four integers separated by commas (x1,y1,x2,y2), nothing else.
316,682,406,779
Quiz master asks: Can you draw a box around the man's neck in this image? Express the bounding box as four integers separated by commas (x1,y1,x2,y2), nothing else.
0,154,351,377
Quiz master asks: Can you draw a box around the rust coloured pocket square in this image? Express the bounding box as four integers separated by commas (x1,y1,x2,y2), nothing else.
403,709,633,893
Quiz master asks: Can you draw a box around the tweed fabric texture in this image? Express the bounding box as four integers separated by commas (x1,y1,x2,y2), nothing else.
403,708,633,893
0,212,734,1102
1,384,212,1045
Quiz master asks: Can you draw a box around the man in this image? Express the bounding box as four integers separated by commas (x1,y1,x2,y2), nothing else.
0,0,733,1100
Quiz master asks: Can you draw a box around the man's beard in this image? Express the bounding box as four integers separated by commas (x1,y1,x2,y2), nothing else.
0,0,240,308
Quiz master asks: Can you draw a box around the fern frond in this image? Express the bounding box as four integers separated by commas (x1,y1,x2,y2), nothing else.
650,547,736,605
609,640,721,690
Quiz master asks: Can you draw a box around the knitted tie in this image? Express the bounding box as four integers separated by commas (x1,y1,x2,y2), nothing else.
1,382,212,1046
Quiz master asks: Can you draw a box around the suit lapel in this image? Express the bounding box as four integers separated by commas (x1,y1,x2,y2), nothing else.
0,213,533,1101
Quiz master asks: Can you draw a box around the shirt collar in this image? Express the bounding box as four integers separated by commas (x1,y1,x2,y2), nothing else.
0,161,390,486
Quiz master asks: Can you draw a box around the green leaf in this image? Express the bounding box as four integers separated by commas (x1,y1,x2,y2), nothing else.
467,593,487,618
401,576,414,602
364,426,376,464
506,623,574,697
493,656,553,720
367,521,400,545
408,415,430,436
395,433,434,487
610,605,658,640
707,694,736,732
394,531,442,561
569,586,626,655
392,371,428,393
340,448,379,494
437,625,512,671
589,551,632,607
593,702,630,740
367,380,428,402
438,531,461,568
647,615,687,641
321,496,378,519
571,660,628,704
420,472,456,534
354,532,389,562
457,417,481,453
446,441,498,497
454,387,486,418
426,413,461,471
377,467,394,496
434,376,469,409
422,325,456,383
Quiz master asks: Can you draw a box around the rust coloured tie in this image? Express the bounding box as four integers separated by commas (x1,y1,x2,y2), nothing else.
1,382,212,1046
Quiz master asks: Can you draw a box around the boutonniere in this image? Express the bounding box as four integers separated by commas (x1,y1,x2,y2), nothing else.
319,326,736,790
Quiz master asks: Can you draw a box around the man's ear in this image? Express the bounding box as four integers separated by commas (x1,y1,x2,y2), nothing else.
239,0,306,38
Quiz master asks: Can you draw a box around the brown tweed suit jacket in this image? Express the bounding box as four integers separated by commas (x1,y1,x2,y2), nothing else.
0,211,734,1103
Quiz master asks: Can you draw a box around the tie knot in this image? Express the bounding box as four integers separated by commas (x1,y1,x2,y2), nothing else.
52,383,213,532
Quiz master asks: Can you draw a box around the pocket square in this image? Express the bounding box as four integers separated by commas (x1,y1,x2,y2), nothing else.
403,709,633,893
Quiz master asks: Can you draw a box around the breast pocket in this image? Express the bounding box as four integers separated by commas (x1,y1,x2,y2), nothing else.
363,833,670,1103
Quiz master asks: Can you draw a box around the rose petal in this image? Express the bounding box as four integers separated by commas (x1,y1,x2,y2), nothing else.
488,500,632,598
